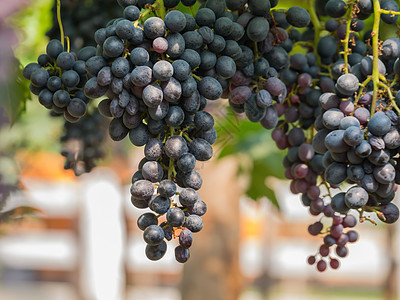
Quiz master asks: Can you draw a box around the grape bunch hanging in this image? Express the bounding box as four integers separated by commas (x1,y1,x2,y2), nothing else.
21,0,400,270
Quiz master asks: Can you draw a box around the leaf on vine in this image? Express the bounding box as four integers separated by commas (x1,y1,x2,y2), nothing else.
246,160,280,209
0,63,30,126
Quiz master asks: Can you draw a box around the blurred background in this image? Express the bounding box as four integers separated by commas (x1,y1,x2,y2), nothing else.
0,0,399,299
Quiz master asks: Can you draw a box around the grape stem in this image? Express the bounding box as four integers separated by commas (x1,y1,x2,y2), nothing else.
308,0,322,65
66,36,70,53
57,0,64,49
378,81,400,114
342,3,354,74
134,7,153,27
380,9,400,15
352,77,372,109
192,74,202,81
370,0,381,117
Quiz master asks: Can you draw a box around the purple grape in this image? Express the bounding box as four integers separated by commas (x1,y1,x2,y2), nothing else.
153,37,169,53
354,107,370,124
347,230,359,242
319,244,330,257
336,245,348,257
317,260,327,272
308,255,316,265
330,258,340,269
343,214,357,228
308,221,323,235
336,233,349,247
339,100,354,115
330,224,344,238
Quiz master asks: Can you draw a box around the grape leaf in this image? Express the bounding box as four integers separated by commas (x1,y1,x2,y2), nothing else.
246,159,280,209
0,63,30,126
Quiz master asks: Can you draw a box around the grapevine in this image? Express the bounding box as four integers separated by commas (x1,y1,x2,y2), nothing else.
8,0,400,271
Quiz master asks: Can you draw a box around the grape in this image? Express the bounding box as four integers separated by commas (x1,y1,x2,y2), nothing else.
175,245,190,263
143,17,166,39
146,241,167,261
343,214,357,228
185,215,204,232
347,230,359,243
248,0,271,16
336,246,348,257
165,32,185,58
142,161,164,183
188,200,208,216
129,123,150,146
324,130,350,153
286,7,310,28
317,260,327,272
343,126,363,146
165,106,185,127
179,188,199,207
198,77,222,100
265,77,287,103
156,181,175,199
323,109,344,130
319,244,330,257
183,170,203,190
331,192,350,214
46,39,64,59
103,36,125,58
226,0,247,10
361,174,378,193
149,195,171,214
143,224,165,245
131,179,154,201
381,0,399,24
131,66,153,87
216,56,236,79
172,60,191,81
67,98,87,118
123,5,140,21
189,138,213,161
373,163,395,184
308,221,323,235
179,229,193,248
137,213,158,231
214,17,234,38
344,186,369,209
165,135,188,160
130,48,149,66
265,47,290,71
166,207,185,227
367,113,391,136
165,10,186,32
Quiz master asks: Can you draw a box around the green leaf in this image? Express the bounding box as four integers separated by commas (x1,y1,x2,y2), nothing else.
246,160,280,209
0,63,30,126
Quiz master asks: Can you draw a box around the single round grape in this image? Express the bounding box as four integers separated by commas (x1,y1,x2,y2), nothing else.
166,207,185,227
145,241,167,261
143,224,165,245
175,245,190,263
317,260,327,272
137,213,158,231
344,186,369,209
184,215,203,232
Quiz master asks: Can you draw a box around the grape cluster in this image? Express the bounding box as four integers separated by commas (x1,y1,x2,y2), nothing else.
23,40,95,122
299,0,400,271
307,214,359,271
60,111,106,176
84,0,225,262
